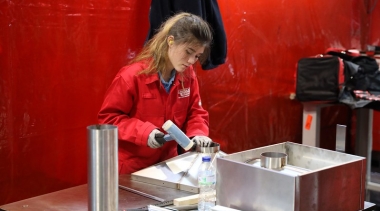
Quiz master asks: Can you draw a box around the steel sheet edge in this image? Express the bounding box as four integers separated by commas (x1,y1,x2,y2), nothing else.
216,142,366,211
87,124,118,211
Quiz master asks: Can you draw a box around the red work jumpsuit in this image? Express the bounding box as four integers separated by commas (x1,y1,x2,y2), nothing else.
98,61,209,174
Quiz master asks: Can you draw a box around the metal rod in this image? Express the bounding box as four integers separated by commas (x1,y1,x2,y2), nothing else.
87,124,118,211
119,185,165,202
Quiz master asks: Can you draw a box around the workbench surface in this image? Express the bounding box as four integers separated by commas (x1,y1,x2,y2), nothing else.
0,174,377,211
0,174,193,211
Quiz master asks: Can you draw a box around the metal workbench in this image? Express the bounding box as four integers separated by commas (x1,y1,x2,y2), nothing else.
0,174,193,211
0,173,377,211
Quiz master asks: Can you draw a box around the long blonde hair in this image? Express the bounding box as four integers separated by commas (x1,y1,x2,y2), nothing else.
131,12,213,77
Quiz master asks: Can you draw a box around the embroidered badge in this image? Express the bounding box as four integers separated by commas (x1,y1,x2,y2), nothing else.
178,88,190,98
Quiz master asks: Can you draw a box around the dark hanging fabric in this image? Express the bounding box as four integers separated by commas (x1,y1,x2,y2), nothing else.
146,0,227,70
323,49,380,110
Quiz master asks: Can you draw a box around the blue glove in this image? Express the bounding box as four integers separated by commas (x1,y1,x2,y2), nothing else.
192,136,212,147
148,129,164,148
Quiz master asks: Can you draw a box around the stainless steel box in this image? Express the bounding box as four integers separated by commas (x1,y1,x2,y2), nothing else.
216,142,366,211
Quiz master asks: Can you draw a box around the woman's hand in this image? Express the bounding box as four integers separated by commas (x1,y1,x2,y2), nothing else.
147,129,164,148
192,136,212,147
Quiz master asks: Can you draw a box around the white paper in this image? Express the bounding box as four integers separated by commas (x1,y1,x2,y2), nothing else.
133,166,167,180
148,205,173,211
165,154,197,174
166,160,192,174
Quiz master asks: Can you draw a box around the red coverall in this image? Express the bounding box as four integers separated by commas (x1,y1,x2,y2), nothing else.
98,61,209,174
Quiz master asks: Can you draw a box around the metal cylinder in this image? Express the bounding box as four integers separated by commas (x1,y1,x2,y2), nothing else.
196,142,220,153
260,152,287,170
87,124,118,211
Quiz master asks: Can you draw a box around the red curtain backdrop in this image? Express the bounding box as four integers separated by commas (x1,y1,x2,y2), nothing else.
0,0,378,205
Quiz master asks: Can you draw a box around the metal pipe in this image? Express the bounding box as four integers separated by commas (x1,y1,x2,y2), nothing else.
87,124,118,211
335,124,346,152
119,185,165,202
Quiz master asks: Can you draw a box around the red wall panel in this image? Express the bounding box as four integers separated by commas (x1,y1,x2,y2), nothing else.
198,0,363,153
0,0,151,204
0,0,374,205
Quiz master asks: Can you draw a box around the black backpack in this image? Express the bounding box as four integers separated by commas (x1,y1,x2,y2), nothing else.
326,50,380,109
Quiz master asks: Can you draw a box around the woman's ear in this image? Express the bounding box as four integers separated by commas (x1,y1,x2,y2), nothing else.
167,36,174,46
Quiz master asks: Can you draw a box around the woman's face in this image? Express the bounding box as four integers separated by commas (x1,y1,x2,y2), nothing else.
167,41,205,72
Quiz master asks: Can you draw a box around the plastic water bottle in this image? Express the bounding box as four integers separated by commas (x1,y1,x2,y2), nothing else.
198,155,216,211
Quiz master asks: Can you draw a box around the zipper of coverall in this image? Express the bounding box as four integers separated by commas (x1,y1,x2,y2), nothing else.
163,75,184,122
164,81,178,123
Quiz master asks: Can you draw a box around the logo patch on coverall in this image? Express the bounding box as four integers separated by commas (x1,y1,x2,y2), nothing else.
178,88,190,98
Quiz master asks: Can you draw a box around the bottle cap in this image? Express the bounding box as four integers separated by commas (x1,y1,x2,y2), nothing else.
202,156,211,162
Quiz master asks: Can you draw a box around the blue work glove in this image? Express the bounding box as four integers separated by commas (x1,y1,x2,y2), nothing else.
148,129,164,148
192,136,212,147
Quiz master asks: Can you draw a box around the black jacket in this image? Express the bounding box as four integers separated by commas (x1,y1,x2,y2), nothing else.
146,0,227,70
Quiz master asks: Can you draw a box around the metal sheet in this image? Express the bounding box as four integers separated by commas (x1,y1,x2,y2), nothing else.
131,144,227,193
217,158,296,211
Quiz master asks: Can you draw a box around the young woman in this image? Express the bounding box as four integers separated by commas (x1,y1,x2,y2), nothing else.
98,12,214,174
